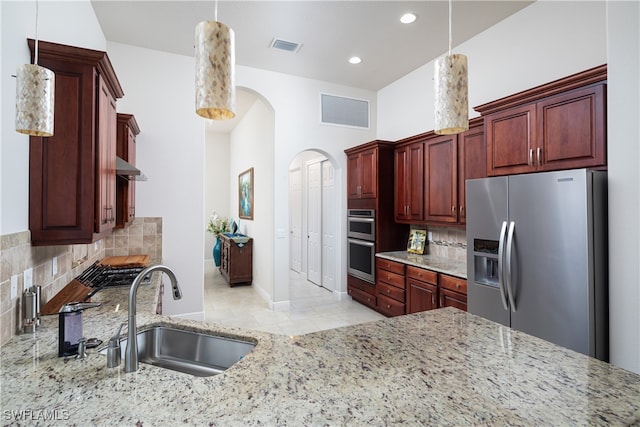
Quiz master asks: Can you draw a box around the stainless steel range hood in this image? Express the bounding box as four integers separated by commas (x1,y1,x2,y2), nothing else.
116,156,146,181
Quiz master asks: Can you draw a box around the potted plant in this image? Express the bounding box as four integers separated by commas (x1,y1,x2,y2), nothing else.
206,212,230,267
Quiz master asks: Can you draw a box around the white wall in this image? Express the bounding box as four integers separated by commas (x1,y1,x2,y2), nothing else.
229,98,275,302
234,66,377,305
378,1,607,140
1,0,106,234
377,1,640,374
606,0,640,374
106,42,205,320
204,130,231,260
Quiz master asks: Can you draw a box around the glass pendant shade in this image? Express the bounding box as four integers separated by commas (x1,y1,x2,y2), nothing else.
195,20,236,120
434,53,469,135
15,63,55,137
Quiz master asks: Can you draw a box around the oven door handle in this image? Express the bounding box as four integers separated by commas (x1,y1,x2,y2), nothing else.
348,238,375,247
348,217,374,224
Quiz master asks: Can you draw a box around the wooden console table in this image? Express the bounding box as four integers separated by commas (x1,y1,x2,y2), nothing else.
219,234,253,286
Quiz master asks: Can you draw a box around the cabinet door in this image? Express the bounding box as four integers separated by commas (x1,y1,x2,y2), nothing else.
359,149,377,198
29,60,97,245
424,134,458,223
127,128,136,222
393,143,426,221
95,74,117,234
407,278,438,314
347,154,361,199
537,84,606,171
486,104,537,176
457,123,486,224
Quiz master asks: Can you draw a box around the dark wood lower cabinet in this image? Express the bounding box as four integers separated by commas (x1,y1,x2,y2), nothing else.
406,266,438,314
219,235,253,286
376,258,406,316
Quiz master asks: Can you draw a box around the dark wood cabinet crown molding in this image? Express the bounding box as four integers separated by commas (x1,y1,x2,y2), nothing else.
28,39,125,99
117,113,140,135
474,64,607,116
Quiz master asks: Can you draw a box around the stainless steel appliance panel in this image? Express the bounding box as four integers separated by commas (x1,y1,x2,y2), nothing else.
466,168,608,360
347,238,375,283
347,209,375,241
508,169,591,355
466,176,510,327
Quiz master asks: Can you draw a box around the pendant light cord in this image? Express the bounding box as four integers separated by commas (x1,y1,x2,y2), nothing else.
214,0,218,22
34,0,39,65
448,0,452,57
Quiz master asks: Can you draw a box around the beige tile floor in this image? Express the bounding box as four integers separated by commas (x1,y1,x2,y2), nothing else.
203,268,385,335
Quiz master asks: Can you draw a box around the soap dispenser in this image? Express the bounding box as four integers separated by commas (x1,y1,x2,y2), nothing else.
58,302,100,357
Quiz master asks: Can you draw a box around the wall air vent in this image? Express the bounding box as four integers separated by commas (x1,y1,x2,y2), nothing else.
320,94,370,129
270,38,302,53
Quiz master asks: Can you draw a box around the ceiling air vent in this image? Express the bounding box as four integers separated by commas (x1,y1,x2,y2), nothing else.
270,38,302,53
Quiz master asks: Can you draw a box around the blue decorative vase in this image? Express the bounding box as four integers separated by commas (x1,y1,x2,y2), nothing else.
213,237,222,267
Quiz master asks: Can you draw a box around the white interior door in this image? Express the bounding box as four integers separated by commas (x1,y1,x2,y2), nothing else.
307,161,322,285
289,167,302,273
321,160,336,292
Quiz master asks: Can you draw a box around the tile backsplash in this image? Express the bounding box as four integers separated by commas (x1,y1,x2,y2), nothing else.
425,226,467,262
0,217,162,347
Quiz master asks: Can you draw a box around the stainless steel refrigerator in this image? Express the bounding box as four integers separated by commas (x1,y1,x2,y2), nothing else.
466,169,608,361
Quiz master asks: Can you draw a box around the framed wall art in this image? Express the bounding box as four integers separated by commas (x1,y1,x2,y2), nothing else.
238,167,254,220
407,228,427,255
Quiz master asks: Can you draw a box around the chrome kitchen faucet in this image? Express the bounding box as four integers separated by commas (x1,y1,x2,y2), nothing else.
125,265,183,373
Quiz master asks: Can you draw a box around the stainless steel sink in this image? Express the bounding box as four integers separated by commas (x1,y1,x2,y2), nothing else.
102,325,256,377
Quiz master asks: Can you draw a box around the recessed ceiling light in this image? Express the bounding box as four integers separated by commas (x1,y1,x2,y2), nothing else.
349,56,362,65
400,13,417,24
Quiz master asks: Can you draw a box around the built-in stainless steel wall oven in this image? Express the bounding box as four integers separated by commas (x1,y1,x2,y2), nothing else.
347,209,376,284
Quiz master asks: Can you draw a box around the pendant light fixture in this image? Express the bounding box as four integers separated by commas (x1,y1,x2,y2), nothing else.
434,0,468,135
195,0,236,120
15,0,55,137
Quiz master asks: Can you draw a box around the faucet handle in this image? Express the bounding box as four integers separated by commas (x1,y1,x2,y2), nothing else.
76,337,88,359
111,322,126,341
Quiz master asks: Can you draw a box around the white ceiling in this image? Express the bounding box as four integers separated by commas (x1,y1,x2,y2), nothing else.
90,0,533,131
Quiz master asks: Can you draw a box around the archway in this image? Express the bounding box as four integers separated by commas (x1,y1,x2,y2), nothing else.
288,150,340,294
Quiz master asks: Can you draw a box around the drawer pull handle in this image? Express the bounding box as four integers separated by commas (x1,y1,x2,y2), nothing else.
387,304,391,309
456,283,460,289
387,289,391,294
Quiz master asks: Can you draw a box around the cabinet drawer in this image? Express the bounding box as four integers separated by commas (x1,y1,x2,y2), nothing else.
348,286,377,309
439,288,467,311
377,282,405,303
376,268,405,289
406,266,437,284
440,275,467,295
376,258,405,275
377,294,405,317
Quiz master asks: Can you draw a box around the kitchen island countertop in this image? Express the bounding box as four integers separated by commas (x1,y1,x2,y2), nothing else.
377,251,467,279
1,277,639,426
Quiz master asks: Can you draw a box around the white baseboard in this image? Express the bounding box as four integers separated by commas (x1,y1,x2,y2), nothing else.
333,290,349,301
272,300,291,312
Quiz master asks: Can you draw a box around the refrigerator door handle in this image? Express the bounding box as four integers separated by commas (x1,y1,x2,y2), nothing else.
505,221,517,312
497,221,509,311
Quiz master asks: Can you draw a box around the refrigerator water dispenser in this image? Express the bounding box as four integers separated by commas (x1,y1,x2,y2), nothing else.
473,239,499,288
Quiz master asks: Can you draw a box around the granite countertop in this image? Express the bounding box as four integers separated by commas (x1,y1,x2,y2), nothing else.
377,251,467,279
2,278,640,425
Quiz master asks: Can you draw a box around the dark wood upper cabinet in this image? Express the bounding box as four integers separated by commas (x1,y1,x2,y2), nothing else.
394,141,424,222
347,146,378,199
457,117,486,225
116,114,140,228
27,39,124,245
478,65,607,176
394,117,485,226
424,134,458,223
